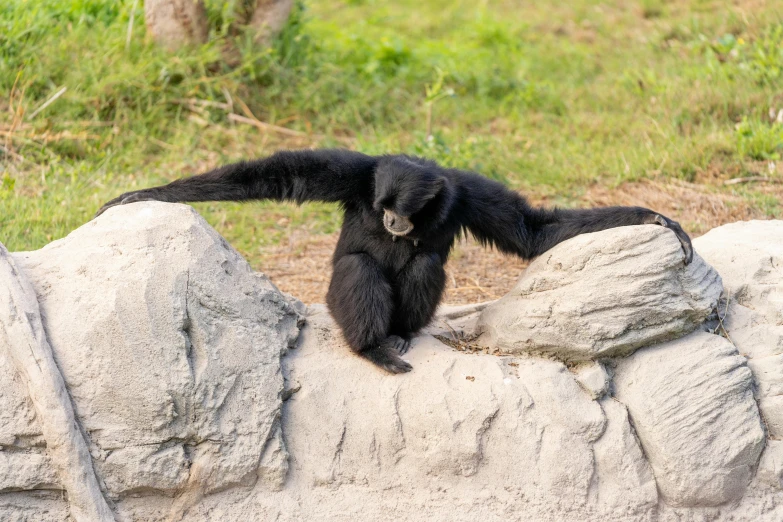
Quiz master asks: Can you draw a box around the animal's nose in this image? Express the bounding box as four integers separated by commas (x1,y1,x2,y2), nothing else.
388,216,396,226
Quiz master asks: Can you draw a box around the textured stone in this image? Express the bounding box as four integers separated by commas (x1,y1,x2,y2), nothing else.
0,348,51,493
758,440,783,489
0,243,113,521
573,362,610,400
0,453,59,492
9,202,302,501
281,307,648,518
614,330,765,506
694,220,783,325
3,207,783,521
695,223,783,439
477,225,722,361
592,398,657,514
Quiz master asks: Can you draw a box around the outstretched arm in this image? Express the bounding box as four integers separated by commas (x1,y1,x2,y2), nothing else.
96,149,377,216
522,205,693,262
459,173,693,263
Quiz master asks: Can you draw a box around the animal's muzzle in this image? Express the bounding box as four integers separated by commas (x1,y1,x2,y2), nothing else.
383,209,414,236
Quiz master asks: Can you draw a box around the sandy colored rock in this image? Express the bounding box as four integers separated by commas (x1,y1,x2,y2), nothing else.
695,222,783,438
758,440,783,489
3,206,783,521
592,398,657,514
477,225,722,361
694,220,783,324
275,307,652,519
0,347,50,491
573,362,610,400
614,330,765,507
722,301,783,423
0,243,113,521
10,202,302,502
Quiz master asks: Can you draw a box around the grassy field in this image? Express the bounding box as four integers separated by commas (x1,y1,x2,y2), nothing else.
2,0,783,294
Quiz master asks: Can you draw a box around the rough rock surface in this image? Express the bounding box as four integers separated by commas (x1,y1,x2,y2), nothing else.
614,330,765,506
0,337,52,489
695,220,783,324
1,203,302,520
477,225,722,361
2,206,783,521
758,440,783,489
238,307,660,521
0,244,113,521
695,222,783,439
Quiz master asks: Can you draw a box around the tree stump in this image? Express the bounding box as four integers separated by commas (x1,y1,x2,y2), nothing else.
144,0,209,50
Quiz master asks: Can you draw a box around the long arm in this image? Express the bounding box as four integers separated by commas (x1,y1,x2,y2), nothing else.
96,149,377,216
458,172,693,263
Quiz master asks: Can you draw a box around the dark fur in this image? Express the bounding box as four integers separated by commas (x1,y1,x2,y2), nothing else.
97,149,693,373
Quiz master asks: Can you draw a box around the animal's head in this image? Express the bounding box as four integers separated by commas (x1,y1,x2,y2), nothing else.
373,156,454,238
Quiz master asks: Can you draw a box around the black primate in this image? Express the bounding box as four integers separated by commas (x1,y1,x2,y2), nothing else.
97,149,693,373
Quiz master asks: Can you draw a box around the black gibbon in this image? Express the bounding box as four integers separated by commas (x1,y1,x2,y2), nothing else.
97,149,693,373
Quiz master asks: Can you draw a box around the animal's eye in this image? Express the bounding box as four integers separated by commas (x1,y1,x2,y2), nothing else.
374,196,394,210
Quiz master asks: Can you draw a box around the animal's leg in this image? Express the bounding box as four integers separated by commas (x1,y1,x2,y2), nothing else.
390,252,447,353
326,253,412,374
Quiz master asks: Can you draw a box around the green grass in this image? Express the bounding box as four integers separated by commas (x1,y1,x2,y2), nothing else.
2,0,783,264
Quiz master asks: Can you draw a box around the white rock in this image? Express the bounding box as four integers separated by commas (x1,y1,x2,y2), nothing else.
572,362,610,399
694,220,783,324
695,222,783,440
0,453,58,491
724,304,783,436
9,202,302,500
477,225,722,361
758,440,783,489
722,301,783,360
592,398,657,513
0,243,113,521
3,206,783,521
0,348,50,491
280,307,650,518
614,330,765,506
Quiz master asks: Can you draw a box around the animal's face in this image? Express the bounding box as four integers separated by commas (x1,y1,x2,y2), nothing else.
373,157,445,237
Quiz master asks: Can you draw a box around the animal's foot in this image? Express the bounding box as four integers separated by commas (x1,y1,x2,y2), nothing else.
95,190,159,218
649,213,693,264
387,335,412,355
361,339,413,374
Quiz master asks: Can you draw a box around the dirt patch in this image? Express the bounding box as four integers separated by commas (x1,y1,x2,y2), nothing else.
258,178,773,306
258,231,528,306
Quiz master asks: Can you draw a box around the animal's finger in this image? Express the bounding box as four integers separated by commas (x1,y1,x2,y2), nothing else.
674,227,694,264
94,196,125,218
387,359,412,373
653,214,694,265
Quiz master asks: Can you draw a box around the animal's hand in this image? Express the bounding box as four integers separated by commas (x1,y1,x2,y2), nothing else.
652,214,693,264
95,190,157,218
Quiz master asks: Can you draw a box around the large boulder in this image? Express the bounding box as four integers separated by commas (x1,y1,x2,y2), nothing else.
1,205,781,521
253,307,659,521
695,220,783,324
613,331,765,506
695,222,783,440
1,203,302,519
476,225,722,361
